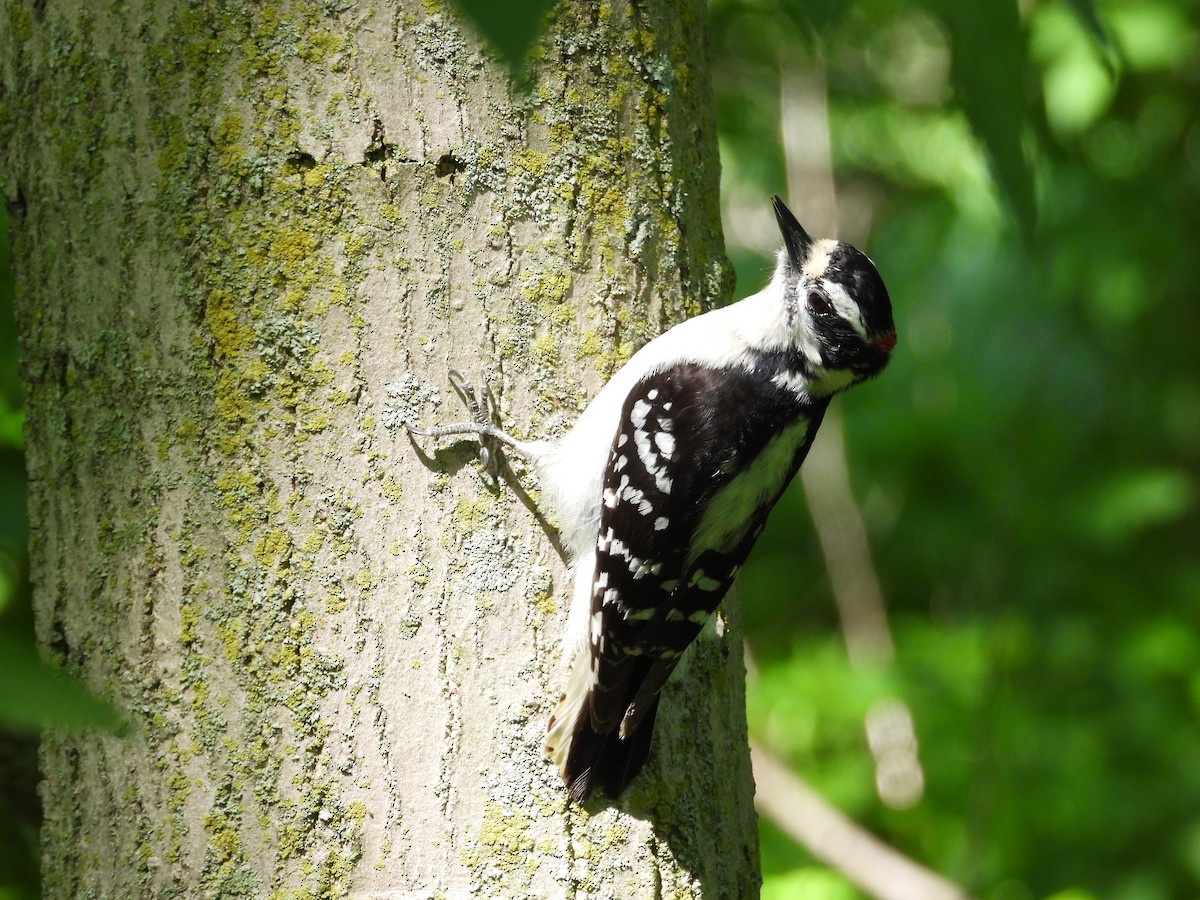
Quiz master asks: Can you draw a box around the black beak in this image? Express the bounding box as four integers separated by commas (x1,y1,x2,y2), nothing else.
772,195,814,269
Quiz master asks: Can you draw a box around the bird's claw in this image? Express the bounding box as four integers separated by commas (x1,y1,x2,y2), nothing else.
446,369,502,477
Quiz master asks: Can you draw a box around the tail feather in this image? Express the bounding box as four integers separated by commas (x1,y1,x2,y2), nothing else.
545,649,592,777
563,696,660,801
544,649,661,802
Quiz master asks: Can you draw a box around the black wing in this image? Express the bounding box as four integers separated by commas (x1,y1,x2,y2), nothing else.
562,362,827,800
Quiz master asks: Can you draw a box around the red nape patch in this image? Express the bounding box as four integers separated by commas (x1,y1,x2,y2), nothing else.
870,329,897,353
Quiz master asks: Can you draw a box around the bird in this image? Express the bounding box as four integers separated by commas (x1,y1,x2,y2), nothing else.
406,195,895,801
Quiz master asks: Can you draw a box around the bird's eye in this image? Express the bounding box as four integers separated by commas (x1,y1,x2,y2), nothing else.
807,291,829,313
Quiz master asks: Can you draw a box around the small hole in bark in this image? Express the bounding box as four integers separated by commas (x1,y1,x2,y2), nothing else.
365,143,394,165
4,185,27,224
435,153,466,183
287,151,317,171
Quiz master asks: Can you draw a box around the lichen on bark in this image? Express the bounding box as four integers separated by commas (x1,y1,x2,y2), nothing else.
0,0,758,896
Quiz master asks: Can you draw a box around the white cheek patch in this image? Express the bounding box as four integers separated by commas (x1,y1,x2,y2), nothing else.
825,281,868,339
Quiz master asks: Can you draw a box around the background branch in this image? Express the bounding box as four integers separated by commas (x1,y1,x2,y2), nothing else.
751,742,973,900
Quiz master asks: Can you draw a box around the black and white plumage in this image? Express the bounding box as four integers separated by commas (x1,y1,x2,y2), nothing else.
407,196,895,802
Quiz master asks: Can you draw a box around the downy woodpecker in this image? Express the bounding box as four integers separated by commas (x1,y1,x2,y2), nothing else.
407,195,895,801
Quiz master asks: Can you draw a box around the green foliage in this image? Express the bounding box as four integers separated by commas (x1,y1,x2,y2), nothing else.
0,206,28,639
448,0,557,79
0,196,120,900
0,629,124,735
763,866,859,900
936,0,1036,231
0,207,37,900
714,0,1200,896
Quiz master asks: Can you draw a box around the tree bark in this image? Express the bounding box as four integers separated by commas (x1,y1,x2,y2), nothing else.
0,0,758,896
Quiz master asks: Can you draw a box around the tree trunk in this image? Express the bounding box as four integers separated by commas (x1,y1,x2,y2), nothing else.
0,0,758,896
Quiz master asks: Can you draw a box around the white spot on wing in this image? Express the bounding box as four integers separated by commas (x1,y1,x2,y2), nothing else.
634,428,656,473
631,399,651,428
655,431,675,458
630,559,658,580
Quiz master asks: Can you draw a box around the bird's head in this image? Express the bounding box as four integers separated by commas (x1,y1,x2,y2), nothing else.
772,195,896,389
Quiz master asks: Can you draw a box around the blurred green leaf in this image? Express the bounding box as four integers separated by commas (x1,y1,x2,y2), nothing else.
931,0,1036,231
1065,0,1113,50
449,0,557,77
1107,1,1197,71
833,104,999,221
1182,820,1200,884
763,867,859,900
1032,3,1117,135
777,0,850,42
0,628,123,734
0,749,38,900
1077,468,1195,545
